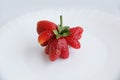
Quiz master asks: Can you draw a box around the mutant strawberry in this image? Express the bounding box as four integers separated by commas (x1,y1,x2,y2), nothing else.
37,20,57,34
38,30,54,46
48,38,69,61
37,15,83,61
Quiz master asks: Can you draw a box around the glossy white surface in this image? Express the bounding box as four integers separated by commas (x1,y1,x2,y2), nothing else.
0,9,120,80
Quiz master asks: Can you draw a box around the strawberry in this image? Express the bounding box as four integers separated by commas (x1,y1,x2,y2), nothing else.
65,37,81,49
48,38,69,61
38,30,54,46
37,20,57,34
37,15,83,61
58,38,69,59
44,37,55,54
48,39,61,61
69,26,83,40
65,26,83,49
49,48,61,61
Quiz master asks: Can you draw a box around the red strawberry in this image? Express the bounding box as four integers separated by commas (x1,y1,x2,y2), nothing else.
65,26,83,49
44,37,55,54
69,26,83,40
49,48,61,61
48,38,69,61
37,15,84,61
57,38,69,59
37,20,57,34
65,36,80,49
38,30,54,46
48,39,61,61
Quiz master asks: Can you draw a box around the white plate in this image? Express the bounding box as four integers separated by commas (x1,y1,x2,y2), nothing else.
0,8,120,80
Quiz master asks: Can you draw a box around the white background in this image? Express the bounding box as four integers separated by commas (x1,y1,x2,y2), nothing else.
0,0,120,26
0,0,120,80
